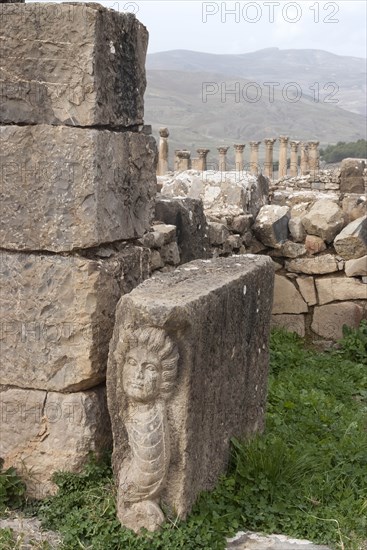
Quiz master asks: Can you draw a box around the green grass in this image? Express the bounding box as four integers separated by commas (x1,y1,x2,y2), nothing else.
2,323,367,550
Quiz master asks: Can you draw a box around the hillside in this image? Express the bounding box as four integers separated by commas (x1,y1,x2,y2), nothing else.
144,56,366,166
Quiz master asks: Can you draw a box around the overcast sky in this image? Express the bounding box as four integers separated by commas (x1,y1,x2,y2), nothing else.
28,0,366,58
109,0,366,58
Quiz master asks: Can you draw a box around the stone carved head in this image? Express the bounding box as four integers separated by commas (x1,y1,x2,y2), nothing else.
115,327,178,404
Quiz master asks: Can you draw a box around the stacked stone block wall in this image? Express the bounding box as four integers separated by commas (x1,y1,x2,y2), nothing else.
0,3,156,497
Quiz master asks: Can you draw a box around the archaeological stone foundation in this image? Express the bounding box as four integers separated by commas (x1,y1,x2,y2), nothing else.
0,1,366,534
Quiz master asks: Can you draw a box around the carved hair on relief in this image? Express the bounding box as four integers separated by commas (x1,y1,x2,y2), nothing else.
113,326,179,532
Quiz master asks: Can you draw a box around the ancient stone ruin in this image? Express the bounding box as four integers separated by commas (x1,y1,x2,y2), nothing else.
107,256,273,532
0,1,366,536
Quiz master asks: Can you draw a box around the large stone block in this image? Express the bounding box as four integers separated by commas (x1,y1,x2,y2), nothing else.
312,302,364,340
253,205,290,248
333,216,367,260
0,386,110,498
272,274,308,314
0,251,123,392
271,314,305,337
106,255,274,532
340,158,366,194
0,3,147,127
155,197,210,262
301,200,345,243
0,125,156,251
316,277,367,304
285,254,342,275
345,256,367,277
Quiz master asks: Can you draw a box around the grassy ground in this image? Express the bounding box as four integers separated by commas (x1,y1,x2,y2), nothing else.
1,323,366,550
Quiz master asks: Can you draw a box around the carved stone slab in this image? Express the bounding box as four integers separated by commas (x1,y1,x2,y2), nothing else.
107,255,274,532
0,3,147,127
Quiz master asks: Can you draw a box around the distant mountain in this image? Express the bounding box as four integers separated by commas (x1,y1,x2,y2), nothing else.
147,48,366,115
144,49,366,166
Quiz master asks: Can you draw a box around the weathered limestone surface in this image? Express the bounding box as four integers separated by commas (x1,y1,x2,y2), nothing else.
155,197,209,262
160,170,268,220
226,531,331,550
107,255,274,531
0,250,138,391
0,125,157,251
312,303,364,340
271,314,305,337
0,386,110,498
342,196,366,223
253,205,290,248
304,235,326,255
288,217,306,242
208,222,230,245
333,216,367,260
301,200,344,243
339,158,366,194
0,4,147,127
272,275,308,314
345,256,367,277
316,277,367,304
296,277,317,305
286,254,342,275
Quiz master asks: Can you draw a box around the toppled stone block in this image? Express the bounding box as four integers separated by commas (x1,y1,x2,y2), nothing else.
253,205,290,248
271,314,305,337
155,197,209,263
340,158,366,194
160,170,268,219
301,200,345,243
341,196,366,224
312,302,364,340
150,250,164,271
305,235,327,255
286,254,342,275
316,277,367,304
228,214,254,234
288,217,306,242
280,241,307,259
160,241,180,266
345,256,367,277
152,224,176,244
0,3,147,127
333,216,367,260
0,125,156,251
272,275,308,314
208,222,230,245
107,255,274,532
0,386,110,498
296,277,317,305
0,251,124,392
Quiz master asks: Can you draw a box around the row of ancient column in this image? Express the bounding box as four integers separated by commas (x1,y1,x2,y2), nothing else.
157,128,320,177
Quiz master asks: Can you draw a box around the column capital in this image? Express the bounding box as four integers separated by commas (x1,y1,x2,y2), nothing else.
197,148,210,157
308,140,320,149
264,138,276,146
300,142,309,150
249,141,261,149
176,150,191,159
279,136,289,144
159,127,169,138
233,144,246,152
290,140,300,150
217,146,229,154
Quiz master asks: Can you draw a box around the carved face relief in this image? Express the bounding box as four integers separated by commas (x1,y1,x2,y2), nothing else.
123,347,162,403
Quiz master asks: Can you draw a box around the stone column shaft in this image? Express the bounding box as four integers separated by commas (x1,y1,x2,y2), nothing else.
264,138,276,178
289,140,300,177
278,136,289,178
300,143,310,175
308,141,320,176
176,150,191,172
234,144,246,172
217,147,229,172
249,141,261,175
196,148,210,171
157,127,169,175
